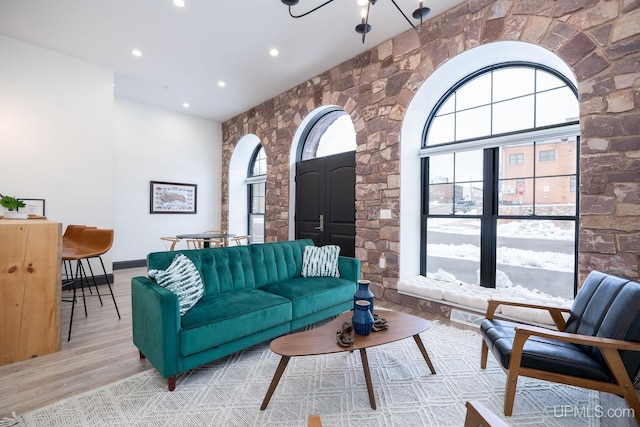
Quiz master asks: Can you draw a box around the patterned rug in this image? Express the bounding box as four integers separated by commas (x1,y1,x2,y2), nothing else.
4,322,626,427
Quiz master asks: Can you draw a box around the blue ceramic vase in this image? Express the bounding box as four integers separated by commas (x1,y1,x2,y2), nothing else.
354,279,374,315
352,300,374,336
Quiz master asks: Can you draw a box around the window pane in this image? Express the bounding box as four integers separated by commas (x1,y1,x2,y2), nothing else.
535,138,576,176
492,95,534,134
536,69,566,92
499,178,534,215
302,111,356,160
426,218,481,285
428,153,453,184
456,73,492,110
315,114,356,157
454,150,483,182
536,86,579,126
455,183,482,215
429,183,454,214
497,219,575,299
493,67,535,102
456,105,491,140
501,143,534,178
535,177,576,215
437,95,456,115
427,114,455,145
251,146,266,176
249,214,264,244
251,182,265,213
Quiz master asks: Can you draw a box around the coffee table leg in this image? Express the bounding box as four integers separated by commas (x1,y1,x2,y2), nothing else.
260,355,290,410
413,334,436,374
359,348,377,410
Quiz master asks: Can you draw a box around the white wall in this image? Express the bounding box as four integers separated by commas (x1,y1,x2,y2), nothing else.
0,34,223,268
0,34,114,266
113,98,221,262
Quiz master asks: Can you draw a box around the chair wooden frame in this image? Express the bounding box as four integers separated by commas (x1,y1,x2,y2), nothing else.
160,236,181,251
231,235,250,246
480,299,640,422
464,400,508,427
185,238,223,249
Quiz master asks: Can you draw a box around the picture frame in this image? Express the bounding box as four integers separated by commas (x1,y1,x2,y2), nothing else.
150,181,197,214
18,198,46,216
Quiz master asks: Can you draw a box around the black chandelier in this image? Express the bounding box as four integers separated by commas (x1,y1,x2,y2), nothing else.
281,0,431,44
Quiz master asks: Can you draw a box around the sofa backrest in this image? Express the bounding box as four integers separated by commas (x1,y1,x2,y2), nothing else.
147,245,257,296
249,239,314,288
565,271,640,379
146,239,315,296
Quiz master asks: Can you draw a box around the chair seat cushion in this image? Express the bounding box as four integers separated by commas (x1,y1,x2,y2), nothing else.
180,289,291,356
481,319,613,383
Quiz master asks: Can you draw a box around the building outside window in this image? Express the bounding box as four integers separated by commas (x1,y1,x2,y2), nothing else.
539,149,556,162
509,153,524,165
421,63,579,299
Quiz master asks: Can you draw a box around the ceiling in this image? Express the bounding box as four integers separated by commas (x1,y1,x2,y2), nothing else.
0,0,465,122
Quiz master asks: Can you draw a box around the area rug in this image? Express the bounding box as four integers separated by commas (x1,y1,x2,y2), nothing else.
5,323,621,427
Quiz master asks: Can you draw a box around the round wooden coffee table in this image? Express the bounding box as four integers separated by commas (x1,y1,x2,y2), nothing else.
260,310,436,410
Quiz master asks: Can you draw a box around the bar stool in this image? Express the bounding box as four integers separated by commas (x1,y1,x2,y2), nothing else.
62,228,120,341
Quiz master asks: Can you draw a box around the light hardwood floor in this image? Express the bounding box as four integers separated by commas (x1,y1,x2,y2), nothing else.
0,267,151,418
0,267,453,418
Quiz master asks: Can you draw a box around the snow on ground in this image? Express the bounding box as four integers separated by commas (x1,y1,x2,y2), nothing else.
426,243,573,272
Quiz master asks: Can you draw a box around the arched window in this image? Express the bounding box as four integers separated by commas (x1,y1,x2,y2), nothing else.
421,63,579,299
248,145,266,243
299,108,356,161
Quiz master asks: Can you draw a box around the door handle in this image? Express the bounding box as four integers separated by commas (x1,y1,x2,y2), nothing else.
315,214,324,231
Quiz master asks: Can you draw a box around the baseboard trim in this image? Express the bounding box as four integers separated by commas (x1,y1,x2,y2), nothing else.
113,259,147,270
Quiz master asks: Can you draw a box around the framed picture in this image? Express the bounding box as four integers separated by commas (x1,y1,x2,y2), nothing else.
150,181,197,214
18,198,46,216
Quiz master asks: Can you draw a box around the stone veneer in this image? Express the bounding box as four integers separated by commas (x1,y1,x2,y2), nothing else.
222,0,640,304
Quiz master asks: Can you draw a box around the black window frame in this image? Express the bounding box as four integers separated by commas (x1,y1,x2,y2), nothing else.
420,62,580,296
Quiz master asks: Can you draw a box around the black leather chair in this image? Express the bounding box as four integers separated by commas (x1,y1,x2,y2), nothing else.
480,271,640,423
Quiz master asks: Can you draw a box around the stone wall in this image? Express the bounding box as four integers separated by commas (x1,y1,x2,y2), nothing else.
222,0,640,297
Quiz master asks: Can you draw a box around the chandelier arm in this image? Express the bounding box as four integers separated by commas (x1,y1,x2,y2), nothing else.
389,0,419,30
288,0,336,18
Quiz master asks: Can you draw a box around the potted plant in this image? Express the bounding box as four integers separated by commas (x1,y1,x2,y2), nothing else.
0,194,28,219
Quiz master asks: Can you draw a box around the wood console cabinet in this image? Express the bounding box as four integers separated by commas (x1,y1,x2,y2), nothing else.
0,219,61,365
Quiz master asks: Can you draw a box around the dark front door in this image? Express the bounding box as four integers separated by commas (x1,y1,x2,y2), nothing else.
295,151,356,257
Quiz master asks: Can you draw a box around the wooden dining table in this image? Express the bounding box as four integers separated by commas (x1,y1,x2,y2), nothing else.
176,233,236,248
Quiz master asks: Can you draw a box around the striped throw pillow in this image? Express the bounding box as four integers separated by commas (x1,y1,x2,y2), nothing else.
148,254,204,316
301,245,341,278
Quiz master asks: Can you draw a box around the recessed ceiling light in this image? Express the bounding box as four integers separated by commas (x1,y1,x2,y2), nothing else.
131,49,142,57
218,81,226,87
182,102,190,108
270,48,279,57
356,0,368,6
173,0,186,7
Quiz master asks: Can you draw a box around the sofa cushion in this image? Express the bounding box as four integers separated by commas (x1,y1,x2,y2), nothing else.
148,254,204,316
301,245,341,278
261,276,356,319
180,288,291,356
250,239,311,287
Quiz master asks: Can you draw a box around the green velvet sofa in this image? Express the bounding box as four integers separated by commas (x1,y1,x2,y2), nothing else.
131,239,360,390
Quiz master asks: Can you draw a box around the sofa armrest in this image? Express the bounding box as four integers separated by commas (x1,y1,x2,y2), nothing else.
131,275,181,378
486,298,571,330
338,256,361,283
